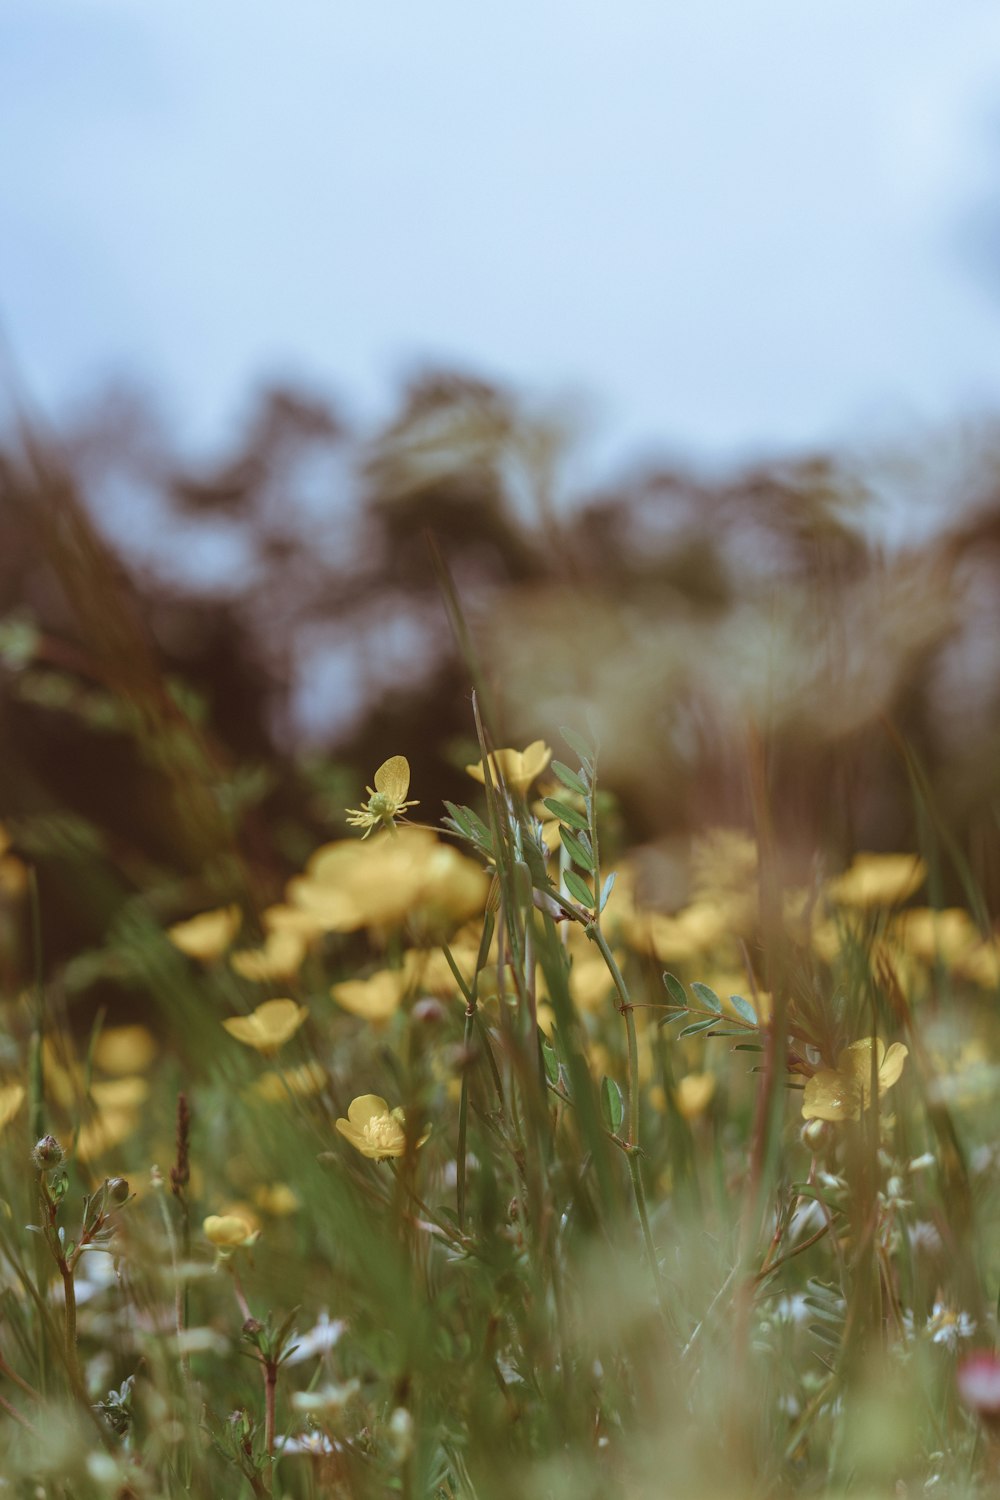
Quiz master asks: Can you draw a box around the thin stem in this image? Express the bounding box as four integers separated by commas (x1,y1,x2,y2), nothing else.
0,1389,38,1434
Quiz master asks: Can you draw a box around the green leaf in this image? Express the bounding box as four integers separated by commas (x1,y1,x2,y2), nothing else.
560,725,595,765
541,1039,560,1084
563,869,595,909
559,827,595,873
600,1075,624,1134
598,872,617,913
733,1043,764,1053
677,1018,719,1039
728,993,758,1026
690,982,722,1015
542,797,589,831
552,760,589,797
662,972,687,1008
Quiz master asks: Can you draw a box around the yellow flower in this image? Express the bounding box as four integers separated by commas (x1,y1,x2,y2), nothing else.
465,740,552,796
802,1037,909,1122
167,905,242,962
75,1107,136,1162
89,1076,150,1109
345,756,419,838
222,998,308,1055
0,1082,25,1133
335,1095,426,1161
231,929,307,982
893,907,978,966
93,1025,157,1075
826,853,926,909
203,1212,259,1248
253,1183,301,1216
331,970,407,1023
254,1060,327,1102
675,1072,716,1120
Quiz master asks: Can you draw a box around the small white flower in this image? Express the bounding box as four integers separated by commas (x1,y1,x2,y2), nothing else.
283,1311,346,1365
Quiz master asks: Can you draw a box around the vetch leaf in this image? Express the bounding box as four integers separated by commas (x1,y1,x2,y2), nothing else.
690,982,722,1015
541,1039,560,1084
598,872,617,914
560,828,595,873
552,760,589,797
662,972,687,1008
729,993,758,1026
600,1075,624,1134
677,1018,719,1039
563,869,595,909
542,797,589,832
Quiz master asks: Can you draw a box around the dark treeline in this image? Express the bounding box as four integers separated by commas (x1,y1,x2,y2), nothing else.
3,372,1000,998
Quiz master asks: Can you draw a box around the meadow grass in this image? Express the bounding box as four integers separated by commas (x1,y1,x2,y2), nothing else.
1,708,999,1500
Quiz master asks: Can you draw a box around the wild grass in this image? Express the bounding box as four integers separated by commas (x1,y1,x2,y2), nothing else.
1,686,999,1500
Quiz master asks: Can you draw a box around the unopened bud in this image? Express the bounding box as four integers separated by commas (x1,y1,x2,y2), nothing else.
32,1134,64,1169
106,1177,130,1205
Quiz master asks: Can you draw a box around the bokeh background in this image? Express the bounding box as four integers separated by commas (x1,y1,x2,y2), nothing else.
3,0,1000,1001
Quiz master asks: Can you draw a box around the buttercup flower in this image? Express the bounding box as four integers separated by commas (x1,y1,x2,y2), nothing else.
802,1036,908,1122
168,904,242,962
331,970,407,1023
345,756,419,838
203,1212,259,1248
335,1094,427,1161
674,1072,716,1120
466,740,552,796
93,1025,157,1075
825,853,925,909
254,1060,327,1102
231,929,307,982
222,998,309,1055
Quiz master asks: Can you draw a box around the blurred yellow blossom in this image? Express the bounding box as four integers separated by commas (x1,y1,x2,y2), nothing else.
254,1060,327,1102
93,1025,157,1075
826,853,925,909
335,1095,427,1160
253,1183,301,1216
802,1037,908,1122
675,1072,717,1120
222,998,308,1055
168,904,241,962
76,1108,136,1162
331,970,407,1023
203,1212,259,1248
0,1082,25,1132
90,1076,150,1110
894,907,978,966
466,740,552,796
955,939,1000,990
231,928,307,982
345,756,419,838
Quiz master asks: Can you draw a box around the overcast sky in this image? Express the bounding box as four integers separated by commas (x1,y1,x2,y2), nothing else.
4,0,1000,469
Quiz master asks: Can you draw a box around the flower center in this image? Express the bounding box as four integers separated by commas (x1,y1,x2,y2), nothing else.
364,1115,402,1151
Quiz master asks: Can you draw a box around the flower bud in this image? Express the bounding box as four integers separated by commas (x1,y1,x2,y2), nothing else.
32,1134,64,1169
106,1177,130,1205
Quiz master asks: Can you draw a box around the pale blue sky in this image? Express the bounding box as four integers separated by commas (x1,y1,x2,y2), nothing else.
3,0,1000,466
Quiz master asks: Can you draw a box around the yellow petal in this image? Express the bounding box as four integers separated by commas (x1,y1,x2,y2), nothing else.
373,756,411,802
801,1067,860,1122
331,972,406,1023
346,1094,391,1128
168,905,242,962
826,853,926,909
879,1041,908,1091
203,1213,257,1247
222,998,308,1054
